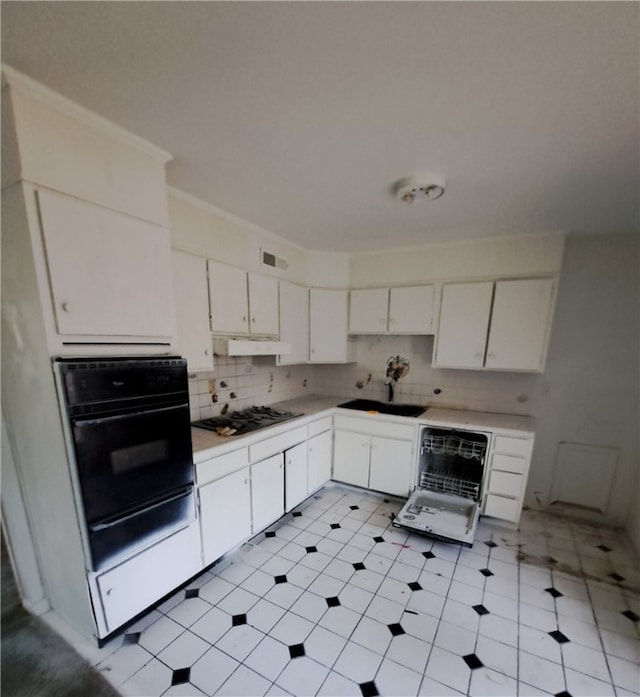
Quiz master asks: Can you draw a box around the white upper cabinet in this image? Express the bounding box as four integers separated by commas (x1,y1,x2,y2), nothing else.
485,279,555,371
37,189,174,341
171,250,213,371
349,288,389,333
389,286,435,333
309,288,355,363
248,272,279,335
349,285,435,334
208,261,278,337
433,278,555,371
277,281,309,365
208,261,249,335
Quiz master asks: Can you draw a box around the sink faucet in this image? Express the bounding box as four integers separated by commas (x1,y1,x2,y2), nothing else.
384,376,396,403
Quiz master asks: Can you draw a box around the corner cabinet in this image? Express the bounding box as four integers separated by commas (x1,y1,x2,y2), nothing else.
433,278,555,371
277,281,309,366
309,288,355,363
349,285,435,334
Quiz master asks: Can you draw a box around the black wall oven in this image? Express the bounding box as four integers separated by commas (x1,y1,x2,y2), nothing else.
55,356,195,571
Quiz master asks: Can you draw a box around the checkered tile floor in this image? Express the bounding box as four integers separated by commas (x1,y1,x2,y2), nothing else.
87,485,639,696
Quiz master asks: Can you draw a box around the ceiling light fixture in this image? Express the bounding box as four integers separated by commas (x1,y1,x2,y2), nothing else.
394,175,446,204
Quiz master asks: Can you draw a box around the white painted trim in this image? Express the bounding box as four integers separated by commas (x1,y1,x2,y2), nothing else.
1,63,173,164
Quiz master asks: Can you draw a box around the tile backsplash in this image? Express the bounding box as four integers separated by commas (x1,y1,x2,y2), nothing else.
188,356,314,421
189,335,541,421
313,335,541,416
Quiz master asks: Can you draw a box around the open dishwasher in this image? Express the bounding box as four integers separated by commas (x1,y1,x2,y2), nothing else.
393,426,489,545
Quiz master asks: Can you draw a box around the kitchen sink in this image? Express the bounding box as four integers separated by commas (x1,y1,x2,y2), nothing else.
337,399,426,418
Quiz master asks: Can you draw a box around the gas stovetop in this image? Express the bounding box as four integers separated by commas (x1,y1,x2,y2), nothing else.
192,406,302,436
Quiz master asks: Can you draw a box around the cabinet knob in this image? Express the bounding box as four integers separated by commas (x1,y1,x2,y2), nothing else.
61,301,70,313
242,316,247,323
204,349,209,355
475,352,483,359
252,317,256,323
106,588,113,596
487,353,496,359
388,317,395,324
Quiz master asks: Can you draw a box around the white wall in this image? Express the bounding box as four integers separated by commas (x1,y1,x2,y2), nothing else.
168,188,349,288
528,233,639,531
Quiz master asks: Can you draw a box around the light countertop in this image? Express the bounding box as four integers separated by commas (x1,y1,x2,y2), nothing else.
191,394,534,459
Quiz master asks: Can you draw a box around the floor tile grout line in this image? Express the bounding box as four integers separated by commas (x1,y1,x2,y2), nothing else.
570,521,621,695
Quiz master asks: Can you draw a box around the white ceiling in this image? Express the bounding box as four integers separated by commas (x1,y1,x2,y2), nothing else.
2,2,638,253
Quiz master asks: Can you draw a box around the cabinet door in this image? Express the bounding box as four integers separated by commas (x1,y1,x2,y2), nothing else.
278,281,309,365
251,454,285,533
389,285,435,334
309,289,353,363
248,273,279,335
285,442,308,512
433,282,494,368
208,261,249,334
37,189,174,338
97,524,202,633
369,437,414,497
171,250,213,371
332,430,370,488
200,468,252,566
349,288,389,334
307,429,333,493
485,279,554,371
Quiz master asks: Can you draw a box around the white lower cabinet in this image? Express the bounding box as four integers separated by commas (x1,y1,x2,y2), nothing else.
333,430,371,488
369,437,414,497
333,425,415,498
200,467,252,566
482,433,534,524
307,429,333,493
285,423,333,511
251,453,285,532
285,441,308,512
95,523,202,634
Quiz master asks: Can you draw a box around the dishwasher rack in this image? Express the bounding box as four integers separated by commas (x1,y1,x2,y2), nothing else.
394,425,490,545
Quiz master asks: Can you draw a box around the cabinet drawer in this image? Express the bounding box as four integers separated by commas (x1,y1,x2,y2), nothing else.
493,435,533,457
488,470,523,498
491,453,527,475
484,494,521,523
249,425,307,462
196,447,249,486
308,415,332,438
333,414,415,441
97,523,202,632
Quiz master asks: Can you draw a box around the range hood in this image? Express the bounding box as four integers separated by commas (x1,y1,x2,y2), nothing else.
213,338,291,356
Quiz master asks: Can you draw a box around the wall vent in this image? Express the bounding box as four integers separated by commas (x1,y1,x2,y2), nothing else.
261,249,288,271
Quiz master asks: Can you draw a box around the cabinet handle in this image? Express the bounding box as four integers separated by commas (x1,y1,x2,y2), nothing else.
106,588,113,596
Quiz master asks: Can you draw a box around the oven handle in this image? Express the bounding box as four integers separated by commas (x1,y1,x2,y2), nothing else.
88,486,193,532
71,402,189,426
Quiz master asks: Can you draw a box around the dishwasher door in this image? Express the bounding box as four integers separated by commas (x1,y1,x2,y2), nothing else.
393,426,488,546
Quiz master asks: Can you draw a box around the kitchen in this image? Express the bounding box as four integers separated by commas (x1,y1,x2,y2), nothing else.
1,3,639,696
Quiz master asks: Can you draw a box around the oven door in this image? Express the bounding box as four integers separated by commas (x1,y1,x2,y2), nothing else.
70,403,194,525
